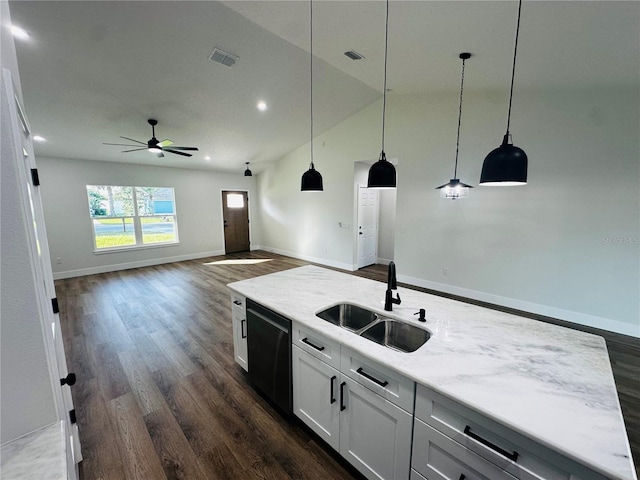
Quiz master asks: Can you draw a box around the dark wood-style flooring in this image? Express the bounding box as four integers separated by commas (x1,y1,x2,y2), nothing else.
55,251,640,480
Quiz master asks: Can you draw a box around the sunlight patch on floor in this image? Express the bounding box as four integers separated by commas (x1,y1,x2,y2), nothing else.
203,259,273,266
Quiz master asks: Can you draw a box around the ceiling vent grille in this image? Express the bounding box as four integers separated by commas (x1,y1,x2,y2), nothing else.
344,50,365,61
209,48,238,67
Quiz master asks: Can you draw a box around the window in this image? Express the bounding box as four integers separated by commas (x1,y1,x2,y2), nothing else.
226,193,245,209
86,185,178,251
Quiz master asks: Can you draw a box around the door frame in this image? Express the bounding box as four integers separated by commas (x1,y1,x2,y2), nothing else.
355,185,379,270
219,188,253,254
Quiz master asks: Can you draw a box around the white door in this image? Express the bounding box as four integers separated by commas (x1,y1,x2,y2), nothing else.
356,186,379,269
339,375,413,480
292,346,340,450
2,69,82,475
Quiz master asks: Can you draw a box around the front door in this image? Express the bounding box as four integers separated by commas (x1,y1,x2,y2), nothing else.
222,190,250,253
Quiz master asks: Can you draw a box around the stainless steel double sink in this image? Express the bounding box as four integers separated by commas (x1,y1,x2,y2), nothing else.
316,303,430,353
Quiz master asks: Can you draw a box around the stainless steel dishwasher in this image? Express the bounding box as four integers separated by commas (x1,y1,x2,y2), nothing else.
246,299,292,415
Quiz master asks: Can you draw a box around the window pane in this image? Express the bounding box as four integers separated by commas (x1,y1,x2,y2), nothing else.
136,187,175,216
93,217,135,249
141,216,177,244
87,185,134,217
227,193,244,209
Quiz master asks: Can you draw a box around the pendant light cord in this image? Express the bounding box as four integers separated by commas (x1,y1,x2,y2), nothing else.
381,0,389,153
505,0,523,137
309,0,314,168
454,56,467,179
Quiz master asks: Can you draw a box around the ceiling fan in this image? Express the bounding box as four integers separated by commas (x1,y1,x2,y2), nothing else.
103,119,199,157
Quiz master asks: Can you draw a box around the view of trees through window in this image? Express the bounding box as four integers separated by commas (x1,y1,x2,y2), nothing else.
86,185,178,250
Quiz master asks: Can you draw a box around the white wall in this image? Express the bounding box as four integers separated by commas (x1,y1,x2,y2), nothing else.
256,86,639,337
37,157,257,278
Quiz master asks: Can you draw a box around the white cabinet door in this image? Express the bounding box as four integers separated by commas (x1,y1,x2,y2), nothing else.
339,375,412,480
231,294,248,371
292,345,340,450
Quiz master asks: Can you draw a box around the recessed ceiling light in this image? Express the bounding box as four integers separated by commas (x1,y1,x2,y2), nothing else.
204,155,211,161
11,25,30,41
257,101,267,112
33,135,46,142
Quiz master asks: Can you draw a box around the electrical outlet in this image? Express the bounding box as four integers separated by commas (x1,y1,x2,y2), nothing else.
442,268,448,276
323,247,328,253
56,257,62,265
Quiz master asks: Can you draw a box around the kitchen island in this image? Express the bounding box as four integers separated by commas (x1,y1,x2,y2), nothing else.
228,265,636,480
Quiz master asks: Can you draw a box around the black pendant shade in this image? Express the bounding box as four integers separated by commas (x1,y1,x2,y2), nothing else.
301,0,323,191
480,0,528,186
244,162,252,177
480,134,527,185
367,0,396,189
368,151,396,189
301,164,323,191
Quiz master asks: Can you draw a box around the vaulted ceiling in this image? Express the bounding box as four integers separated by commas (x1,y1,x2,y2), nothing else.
9,1,639,174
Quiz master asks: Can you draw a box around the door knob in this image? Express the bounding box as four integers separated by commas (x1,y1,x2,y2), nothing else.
60,373,76,386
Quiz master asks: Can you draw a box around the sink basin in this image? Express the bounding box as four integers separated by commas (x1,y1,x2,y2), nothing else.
316,303,378,332
359,320,430,353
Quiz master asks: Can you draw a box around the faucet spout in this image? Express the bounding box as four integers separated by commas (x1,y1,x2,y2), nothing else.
384,261,401,311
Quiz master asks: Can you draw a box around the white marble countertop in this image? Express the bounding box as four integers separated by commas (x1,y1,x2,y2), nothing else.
0,421,66,480
228,265,637,480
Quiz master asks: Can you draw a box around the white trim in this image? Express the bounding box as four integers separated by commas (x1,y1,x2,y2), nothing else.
261,246,355,272
52,250,224,280
93,241,179,255
398,273,640,338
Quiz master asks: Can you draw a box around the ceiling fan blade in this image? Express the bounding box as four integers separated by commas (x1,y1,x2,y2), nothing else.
120,136,147,145
103,142,143,147
163,148,192,157
121,147,148,153
166,146,199,151
159,139,174,147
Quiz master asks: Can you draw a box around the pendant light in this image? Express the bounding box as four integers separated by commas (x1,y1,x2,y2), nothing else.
301,0,323,191
436,53,474,200
367,0,396,189
480,0,528,186
244,162,252,177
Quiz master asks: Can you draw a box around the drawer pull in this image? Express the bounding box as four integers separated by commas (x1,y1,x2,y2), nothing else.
330,375,337,404
233,300,243,306
464,425,519,462
340,382,347,411
356,367,389,387
241,319,247,339
301,337,325,351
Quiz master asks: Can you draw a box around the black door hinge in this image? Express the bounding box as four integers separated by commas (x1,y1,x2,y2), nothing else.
69,409,76,424
30,168,40,186
51,298,59,314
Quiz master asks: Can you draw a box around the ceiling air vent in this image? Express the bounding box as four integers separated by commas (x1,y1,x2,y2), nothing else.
209,48,238,67
344,50,365,61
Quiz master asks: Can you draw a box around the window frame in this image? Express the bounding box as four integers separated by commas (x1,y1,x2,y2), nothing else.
86,185,179,253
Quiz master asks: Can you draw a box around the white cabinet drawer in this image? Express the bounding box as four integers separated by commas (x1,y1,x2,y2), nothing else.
415,384,607,480
412,418,517,480
293,325,341,370
231,293,246,318
341,346,414,413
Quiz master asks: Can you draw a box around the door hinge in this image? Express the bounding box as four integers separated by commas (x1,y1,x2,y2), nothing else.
30,168,40,186
69,409,77,424
51,298,59,314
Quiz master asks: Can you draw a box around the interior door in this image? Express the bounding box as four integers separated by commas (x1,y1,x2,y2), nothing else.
2,68,81,476
222,190,250,254
356,186,379,269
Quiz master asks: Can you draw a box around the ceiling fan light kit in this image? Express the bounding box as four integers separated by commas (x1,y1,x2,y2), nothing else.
301,0,323,192
480,0,528,186
368,0,396,190
436,52,474,200
103,118,199,158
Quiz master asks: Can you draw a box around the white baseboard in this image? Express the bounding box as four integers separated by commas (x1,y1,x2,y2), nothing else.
260,246,355,272
399,274,640,338
52,250,225,280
